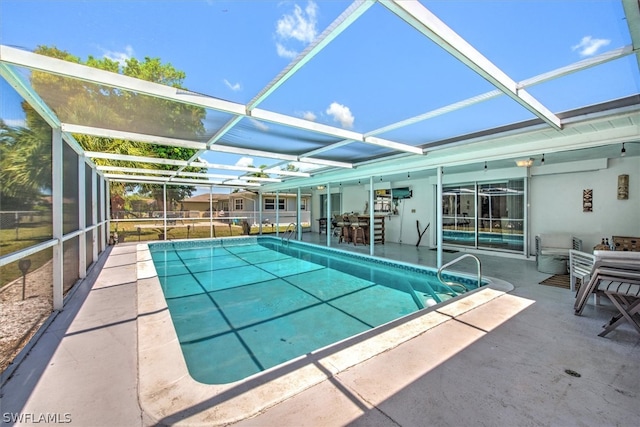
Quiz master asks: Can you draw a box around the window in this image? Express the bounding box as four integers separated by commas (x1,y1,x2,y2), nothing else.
374,189,391,213
234,198,244,210
300,198,308,210
264,198,285,210
265,198,275,210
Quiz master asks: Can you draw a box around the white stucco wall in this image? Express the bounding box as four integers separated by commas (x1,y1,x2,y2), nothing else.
309,156,639,255
529,156,639,252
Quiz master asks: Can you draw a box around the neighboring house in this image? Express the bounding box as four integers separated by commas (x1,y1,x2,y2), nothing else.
181,191,310,225
180,193,228,216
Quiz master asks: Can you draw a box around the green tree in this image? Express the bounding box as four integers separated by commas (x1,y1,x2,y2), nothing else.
0,119,52,210
25,45,208,207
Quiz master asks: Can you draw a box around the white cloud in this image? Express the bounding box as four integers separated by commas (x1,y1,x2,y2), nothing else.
274,1,318,58
276,43,298,59
235,157,254,167
3,118,26,128
250,118,269,131
301,111,317,121
223,79,241,91
102,45,135,66
572,36,610,57
325,102,354,129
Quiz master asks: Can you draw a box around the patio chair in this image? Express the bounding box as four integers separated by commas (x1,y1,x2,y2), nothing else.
569,249,596,291
574,253,640,336
574,251,640,315
535,233,582,274
598,279,640,337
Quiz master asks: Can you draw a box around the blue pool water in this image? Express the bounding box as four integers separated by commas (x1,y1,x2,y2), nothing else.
149,237,483,384
444,230,524,246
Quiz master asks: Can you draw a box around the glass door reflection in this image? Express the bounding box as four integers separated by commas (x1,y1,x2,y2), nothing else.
477,180,524,251
442,184,476,247
442,180,524,253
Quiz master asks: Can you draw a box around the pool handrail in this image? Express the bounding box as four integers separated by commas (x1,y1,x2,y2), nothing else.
283,223,296,244
437,253,482,293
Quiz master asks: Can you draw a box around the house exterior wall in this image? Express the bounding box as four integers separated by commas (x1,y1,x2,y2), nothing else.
529,156,640,252
310,156,639,257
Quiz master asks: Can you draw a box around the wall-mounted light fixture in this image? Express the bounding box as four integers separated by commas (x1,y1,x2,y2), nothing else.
407,171,411,179
515,158,534,167
621,143,626,157
484,161,487,170
316,185,325,190
541,153,545,165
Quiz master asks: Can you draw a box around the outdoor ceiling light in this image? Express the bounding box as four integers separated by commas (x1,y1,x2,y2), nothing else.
515,158,534,167
621,143,626,157
541,153,545,164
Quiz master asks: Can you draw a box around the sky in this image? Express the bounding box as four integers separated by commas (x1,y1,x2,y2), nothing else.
1,0,639,187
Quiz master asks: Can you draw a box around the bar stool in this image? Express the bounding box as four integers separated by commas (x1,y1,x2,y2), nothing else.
340,225,352,243
352,225,366,245
338,215,351,243
349,215,367,245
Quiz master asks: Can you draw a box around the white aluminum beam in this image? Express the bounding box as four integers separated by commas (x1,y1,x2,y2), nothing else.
52,128,63,311
363,136,424,154
622,0,640,70
96,165,241,180
221,179,261,187
205,116,244,148
61,124,205,150
104,173,187,183
263,168,311,177
237,176,283,183
87,151,309,178
380,0,561,130
296,157,353,169
0,63,61,128
1,44,426,159
251,108,424,155
250,108,362,140
62,123,346,169
370,45,634,137
0,45,246,116
300,139,354,157
103,173,260,187
85,151,261,172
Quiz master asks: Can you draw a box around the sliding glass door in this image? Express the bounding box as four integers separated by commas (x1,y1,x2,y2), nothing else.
442,179,525,253
442,184,476,247
320,193,341,219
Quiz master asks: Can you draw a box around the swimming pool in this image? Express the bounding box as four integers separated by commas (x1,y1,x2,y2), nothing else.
148,237,484,384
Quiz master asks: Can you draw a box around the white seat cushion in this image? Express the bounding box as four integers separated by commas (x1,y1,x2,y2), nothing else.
539,233,573,249
540,248,570,257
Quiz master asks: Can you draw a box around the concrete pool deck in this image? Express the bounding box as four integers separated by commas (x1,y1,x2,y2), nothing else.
2,237,640,426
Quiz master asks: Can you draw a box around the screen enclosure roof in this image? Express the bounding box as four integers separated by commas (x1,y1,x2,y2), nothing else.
1,0,639,191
